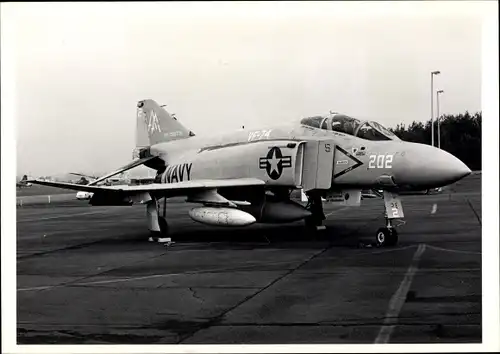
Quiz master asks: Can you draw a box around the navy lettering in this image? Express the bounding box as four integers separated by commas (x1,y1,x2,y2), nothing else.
178,164,185,181
171,165,178,183
165,165,173,183
163,163,193,184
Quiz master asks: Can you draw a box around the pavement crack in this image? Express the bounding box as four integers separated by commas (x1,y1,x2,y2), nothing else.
17,237,122,260
19,250,172,293
465,198,481,225
176,216,379,344
188,287,204,303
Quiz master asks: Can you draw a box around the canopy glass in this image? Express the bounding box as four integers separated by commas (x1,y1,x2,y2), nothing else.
300,113,400,141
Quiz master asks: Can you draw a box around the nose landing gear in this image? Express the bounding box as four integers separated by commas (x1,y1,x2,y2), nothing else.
375,216,399,247
375,191,405,247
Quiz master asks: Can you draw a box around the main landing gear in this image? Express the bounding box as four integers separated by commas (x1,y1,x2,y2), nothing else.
375,191,405,247
304,194,326,231
146,197,170,242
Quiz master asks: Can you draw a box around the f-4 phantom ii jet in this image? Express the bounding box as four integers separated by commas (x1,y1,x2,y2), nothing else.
29,99,471,247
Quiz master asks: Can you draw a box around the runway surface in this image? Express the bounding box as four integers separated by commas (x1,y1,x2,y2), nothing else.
16,184,78,197
16,174,481,344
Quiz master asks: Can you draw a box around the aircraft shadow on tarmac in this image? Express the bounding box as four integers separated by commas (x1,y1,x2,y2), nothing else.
120,223,366,249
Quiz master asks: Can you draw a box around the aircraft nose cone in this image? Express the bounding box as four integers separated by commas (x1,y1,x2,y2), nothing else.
396,143,471,188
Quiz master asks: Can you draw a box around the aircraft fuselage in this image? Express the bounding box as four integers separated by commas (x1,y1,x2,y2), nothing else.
149,122,470,193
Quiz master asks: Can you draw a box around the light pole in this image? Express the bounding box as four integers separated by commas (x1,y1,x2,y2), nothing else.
436,89,444,149
430,70,441,146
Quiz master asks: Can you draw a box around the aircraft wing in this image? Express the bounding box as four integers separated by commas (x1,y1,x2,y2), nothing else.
27,178,265,197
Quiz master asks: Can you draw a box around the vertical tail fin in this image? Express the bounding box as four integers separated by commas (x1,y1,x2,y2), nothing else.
136,99,194,148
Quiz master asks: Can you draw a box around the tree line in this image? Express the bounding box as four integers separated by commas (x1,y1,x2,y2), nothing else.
389,111,481,171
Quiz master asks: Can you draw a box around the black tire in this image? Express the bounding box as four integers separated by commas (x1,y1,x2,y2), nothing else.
149,231,161,242
304,215,323,228
386,228,398,246
149,217,169,242
158,216,169,237
375,228,398,247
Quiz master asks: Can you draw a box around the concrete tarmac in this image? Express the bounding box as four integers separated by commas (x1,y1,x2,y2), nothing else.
16,174,481,344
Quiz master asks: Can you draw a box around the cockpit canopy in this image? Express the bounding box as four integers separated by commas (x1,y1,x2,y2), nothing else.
300,113,400,141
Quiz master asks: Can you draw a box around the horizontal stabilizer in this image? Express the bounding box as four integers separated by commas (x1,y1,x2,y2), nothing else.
87,156,157,186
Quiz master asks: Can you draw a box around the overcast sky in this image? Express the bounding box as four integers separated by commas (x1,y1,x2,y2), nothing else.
5,2,486,177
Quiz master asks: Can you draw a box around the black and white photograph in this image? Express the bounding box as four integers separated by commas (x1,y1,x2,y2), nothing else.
1,1,498,353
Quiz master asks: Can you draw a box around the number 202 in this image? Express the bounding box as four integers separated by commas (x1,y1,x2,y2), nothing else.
369,154,393,169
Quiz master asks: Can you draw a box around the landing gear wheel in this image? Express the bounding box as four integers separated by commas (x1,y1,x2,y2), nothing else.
304,194,325,232
387,228,398,246
149,217,170,242
375,227,398,247
149,231,161,242
305,215,323,228
158,216,169,237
